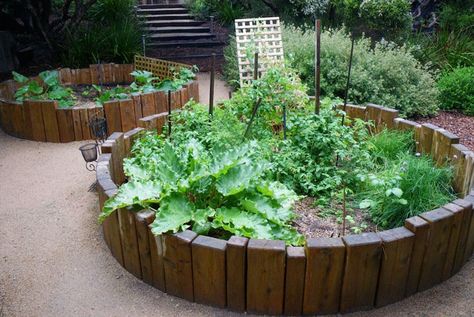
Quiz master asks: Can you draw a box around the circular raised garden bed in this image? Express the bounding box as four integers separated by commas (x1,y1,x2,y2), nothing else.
96,103,474,315
0,63,199,143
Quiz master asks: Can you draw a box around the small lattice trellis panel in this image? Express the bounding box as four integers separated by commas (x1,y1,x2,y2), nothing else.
235,17,284,86
134,55,192,81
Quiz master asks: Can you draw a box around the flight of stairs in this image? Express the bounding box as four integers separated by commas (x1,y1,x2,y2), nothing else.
137,3,223,49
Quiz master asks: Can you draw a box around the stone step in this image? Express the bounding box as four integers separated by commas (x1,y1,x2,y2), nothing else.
144,19,205,27
147,39,224,48
137,7,188,15
148,32,214,41
141,13,192,20
137,3,184,9
145,26,210,33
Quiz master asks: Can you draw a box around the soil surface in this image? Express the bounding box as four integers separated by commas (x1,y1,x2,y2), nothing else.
293,197,376,239
0,76,473,316
417,111,474,151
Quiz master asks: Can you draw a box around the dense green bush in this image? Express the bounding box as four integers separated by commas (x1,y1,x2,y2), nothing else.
224,26,439,117
438,67,474,115
331,0,412,40
60,0,142,67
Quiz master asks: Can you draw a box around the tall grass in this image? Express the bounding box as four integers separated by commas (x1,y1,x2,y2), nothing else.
357,130,455,229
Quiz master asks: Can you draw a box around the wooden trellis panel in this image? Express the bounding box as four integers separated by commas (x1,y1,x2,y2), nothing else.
235,17,284,86
134,55,192,81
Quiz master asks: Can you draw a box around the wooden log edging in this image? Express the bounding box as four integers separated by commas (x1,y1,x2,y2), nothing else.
97,103,474,315
0,63,199,143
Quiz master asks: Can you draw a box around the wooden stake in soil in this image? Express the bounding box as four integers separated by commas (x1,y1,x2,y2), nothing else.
243,98,263,139
315,19,321,115
167,90,172,137
283,104,287,140
341,35,355,126
209,53,216,115
342,185,347,236
253,52,259,80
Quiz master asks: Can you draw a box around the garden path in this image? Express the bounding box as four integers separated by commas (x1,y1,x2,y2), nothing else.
0,75,473,316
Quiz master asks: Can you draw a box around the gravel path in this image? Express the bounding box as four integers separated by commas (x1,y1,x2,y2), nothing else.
0,76,473,316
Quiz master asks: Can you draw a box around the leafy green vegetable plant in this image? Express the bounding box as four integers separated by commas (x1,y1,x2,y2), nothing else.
99,133,304,246
13,70,76,108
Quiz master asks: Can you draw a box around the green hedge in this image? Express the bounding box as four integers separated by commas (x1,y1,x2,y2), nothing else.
438,67,474,115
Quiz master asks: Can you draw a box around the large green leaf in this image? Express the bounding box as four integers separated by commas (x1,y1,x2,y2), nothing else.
216,162,262,196
28,81,44,95
257,181,299,209
12,71,29,84
150,192,194,235
99,180,161,223
39,70,59,87
213,207,274,240
240,194,294,225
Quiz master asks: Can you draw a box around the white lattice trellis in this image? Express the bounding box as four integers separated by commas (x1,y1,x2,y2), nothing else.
235,17,284,86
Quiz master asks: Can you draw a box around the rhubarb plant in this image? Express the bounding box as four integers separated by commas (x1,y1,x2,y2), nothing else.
99,133,304,246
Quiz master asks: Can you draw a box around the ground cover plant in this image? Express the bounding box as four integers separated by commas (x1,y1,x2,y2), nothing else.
99,66,455,245
12,66,197,107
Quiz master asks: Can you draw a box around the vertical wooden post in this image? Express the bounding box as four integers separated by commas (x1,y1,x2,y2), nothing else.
418,208,454,290
167,90,172,136
226,236,248,312
191,235,227,308
284,247,306,315
162,230,197,301
404,216,430,296
247,239,286,315
209,53,215,115
315,19,321,114
303,237,345,315
375,227,414,307
340,233,382,313
253,52,259,81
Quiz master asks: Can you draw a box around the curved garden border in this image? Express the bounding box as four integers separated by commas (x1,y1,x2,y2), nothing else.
0,63,199,142
96,103,474,315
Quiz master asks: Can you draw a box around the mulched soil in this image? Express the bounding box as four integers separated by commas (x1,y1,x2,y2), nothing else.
417,111,474,151
293,197,377,239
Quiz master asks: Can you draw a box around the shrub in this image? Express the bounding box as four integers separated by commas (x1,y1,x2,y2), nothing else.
60,0,142,67
224,26,439,117
438,67,474,115
331,0,412,40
